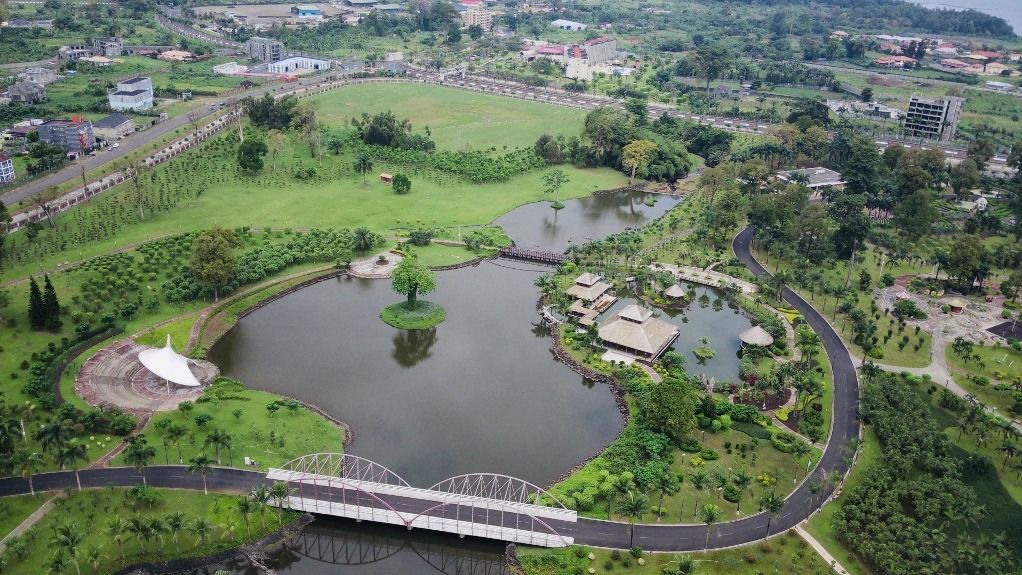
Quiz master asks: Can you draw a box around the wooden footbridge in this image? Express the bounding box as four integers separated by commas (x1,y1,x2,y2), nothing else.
498,247,565,265
268,454,576,548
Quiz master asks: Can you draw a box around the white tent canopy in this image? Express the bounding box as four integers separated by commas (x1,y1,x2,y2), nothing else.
138,335,201,387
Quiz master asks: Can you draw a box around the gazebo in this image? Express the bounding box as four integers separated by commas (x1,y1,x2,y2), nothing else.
138,335,202,392
946,297,967,313
663,284,686,299
739,325,775,348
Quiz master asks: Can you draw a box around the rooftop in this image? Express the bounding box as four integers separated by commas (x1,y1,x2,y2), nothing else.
113,89,149,97
94,113,134,128
598,305,679,357
138,335,202,387
119,76,150,85
574,272,602,287
739,325,774,347
777,167,845,188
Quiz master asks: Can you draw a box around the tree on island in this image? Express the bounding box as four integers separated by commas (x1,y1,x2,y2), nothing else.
391,257,437,307
543,169,569,210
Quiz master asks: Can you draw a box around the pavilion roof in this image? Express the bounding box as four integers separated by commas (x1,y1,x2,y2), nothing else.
138,335,202,387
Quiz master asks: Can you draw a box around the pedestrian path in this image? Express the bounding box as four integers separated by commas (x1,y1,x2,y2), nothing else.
0,495,59,554
795,524,850,575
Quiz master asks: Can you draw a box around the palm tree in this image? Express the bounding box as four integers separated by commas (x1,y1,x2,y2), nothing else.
269,481,292,524
690,468,709,518
619,491,649,548
352,227,374,255
1000,440,1019,470
123,436,156,487
104,517,127,561
191,517,213,546
790,440,812,479
165,511,186,552
126,516,150,554
219,517,239,542
699,503,722,549
759,491,785,536
52,523,85,575
607,472,635,520
56,442,89,491
14,450,44,495
732,467,753,513
353,151,373,184
859,361,882,384
166,424,187,464
188,454,213,495
236,496,254,537
795,327,822,367
653,472,680,520
250,484,271,529
36,420,72,454
47,550,68,575
203,429,228,464
146,515,166,548
83,545,102,573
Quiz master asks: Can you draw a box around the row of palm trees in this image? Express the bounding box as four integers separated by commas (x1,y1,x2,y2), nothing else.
5,480,295,575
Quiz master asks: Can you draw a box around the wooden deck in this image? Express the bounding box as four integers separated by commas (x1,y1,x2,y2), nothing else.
498,247,565,265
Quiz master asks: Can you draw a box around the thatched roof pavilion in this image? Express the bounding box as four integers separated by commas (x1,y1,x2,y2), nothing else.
598,304,680,361
739,325,774,347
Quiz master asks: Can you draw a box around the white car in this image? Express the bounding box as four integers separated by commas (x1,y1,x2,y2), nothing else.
112,143,120,149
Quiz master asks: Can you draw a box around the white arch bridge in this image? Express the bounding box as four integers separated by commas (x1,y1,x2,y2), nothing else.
267,454,577,548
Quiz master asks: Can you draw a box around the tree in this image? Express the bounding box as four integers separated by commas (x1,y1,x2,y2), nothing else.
622,139,657,184
251,484,271,528
699,503,722,549
13,450,43,495
41,274,61,331
619,491,648,547
204,428,230,464
350,226,375,255
188,454,213,495
124,436,156,486
893,190,937,241
190,517,213,546
236,496,254,537
126,516,151,553
36,420,71,454
860,87,874,102
543,169,569,208
165,511,186,552
354,151,374,183
948,158,980,199
391,256,437,307
270,481,292,524
166,423,187,464
653,472,681,520
56,442,88,491
690,468,709,518
842,135,883,197
105,517,128,561
795,327,822,366
190,227,239,302
639,377,696,440
52,523,84,575
467,23,483,40
27,276,44,331
967,137,995,166
0,200,10,257
392,173,411,194
759,491,784,535
690,43,734,93
266,130,289,170
236,138,268,173
945,234,986,292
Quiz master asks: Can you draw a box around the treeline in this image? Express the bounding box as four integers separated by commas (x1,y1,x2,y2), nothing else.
833,376,1018,574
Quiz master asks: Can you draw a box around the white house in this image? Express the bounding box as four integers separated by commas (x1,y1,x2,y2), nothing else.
551,18,587,31
267,56,331,74
0,152,15,183
108,76,154,112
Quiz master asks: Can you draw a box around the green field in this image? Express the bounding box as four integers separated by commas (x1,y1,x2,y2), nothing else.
946,344,1022,415
309,84,594,150
0,494,50,541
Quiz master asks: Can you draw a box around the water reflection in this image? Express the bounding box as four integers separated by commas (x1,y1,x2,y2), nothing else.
392,327,439,368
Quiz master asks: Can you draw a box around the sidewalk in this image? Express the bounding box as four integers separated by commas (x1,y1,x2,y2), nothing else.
796,524,850,575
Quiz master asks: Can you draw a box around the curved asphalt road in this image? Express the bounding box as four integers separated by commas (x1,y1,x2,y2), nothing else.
0,228,860,551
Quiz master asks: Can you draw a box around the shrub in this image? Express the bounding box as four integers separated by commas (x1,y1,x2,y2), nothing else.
700,449,720,460
679,437,702,452
630,546,643,558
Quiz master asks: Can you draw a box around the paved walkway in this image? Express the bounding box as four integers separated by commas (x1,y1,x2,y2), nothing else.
795,524,850,575
348,251,403,279
0,495,59,554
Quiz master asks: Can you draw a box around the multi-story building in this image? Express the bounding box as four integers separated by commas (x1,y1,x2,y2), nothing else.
58,44,94,61
37,118,95,155
108,76,154,112
8,81,47,104
0,152,15,183
903,95,964,142
267,56,331,74
245,37,285,63
92,113,136,141
581,37,617,63
461,9,500,30
91,37,124,57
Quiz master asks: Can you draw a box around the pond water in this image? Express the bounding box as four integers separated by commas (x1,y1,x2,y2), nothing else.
494,190,682,253
205,190,746,574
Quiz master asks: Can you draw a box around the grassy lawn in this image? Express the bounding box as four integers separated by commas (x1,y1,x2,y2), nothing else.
380,300,446,330
520,529,835,575
946,344,1022,415
0,494,49,541
804,429,879,575
308,83,593,150
752,244,933,368
399,242,495,268
135,315,197,352
112,384,346,470
0,488,294,575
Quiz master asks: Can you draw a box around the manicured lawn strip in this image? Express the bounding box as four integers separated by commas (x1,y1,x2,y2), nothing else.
0,494,49,541
519,530,835,575
112,386,345,470
0,488,295,575
399,242,495,268
380,300,446,330
804,429,879,575
135,315,197,351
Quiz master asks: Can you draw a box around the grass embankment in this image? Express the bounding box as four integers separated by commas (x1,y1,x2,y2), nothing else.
0,488,295,575
520,529,835,575
380,301,446,330
113,381,346,470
